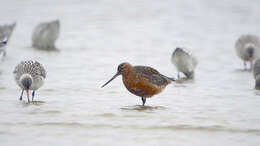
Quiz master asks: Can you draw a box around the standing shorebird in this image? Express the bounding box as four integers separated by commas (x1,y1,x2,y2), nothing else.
0,22,16,57
253,59,260,89
13,60,46,102
235,34,260,71
171,47,198,79
0,22,16,40
101,62,175,106
32,20,60,50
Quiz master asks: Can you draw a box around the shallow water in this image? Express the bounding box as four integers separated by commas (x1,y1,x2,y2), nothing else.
1,0,260,145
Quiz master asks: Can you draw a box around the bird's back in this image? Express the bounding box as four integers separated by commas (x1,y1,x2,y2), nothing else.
32,20,60,49
171,47,197,73
0,22,16,41
235,35,260,50
14,60,46,82
134,66,172,86
235,34,260,60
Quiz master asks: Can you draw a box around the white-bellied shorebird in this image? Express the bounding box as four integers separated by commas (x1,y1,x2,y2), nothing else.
32,20,60,50
13,60,46,102
101,62,175,106
0,22,16,40
171,47,198,79
235,34,260,71
0,22,16,57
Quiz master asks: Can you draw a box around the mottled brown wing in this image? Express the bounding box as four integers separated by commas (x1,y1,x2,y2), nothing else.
134,66,160,75
134,66,170,86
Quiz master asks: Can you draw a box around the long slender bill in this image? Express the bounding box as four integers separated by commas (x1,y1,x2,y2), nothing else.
250,58,253,71
101,72,120,88
26,90,30,103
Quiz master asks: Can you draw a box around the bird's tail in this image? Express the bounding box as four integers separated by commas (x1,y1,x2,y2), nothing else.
168,77,176,81
164,76,175,82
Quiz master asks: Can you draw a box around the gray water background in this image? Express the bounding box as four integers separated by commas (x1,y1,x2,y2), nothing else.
0,0,260,145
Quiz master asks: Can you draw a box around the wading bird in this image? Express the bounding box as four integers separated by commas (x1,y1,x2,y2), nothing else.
13,60,46,102
235,34,260,71
102,62,174,106
171,47,198,79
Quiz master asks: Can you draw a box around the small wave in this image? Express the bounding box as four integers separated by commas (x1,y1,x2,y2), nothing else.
233,69,251,72
175,78,195,84
96,113,117,117
120,105,166,111
1,122,259,135
29,110,62,115
42,88,56,92
43,110,62,114
21,100,46,106
142,124,260,135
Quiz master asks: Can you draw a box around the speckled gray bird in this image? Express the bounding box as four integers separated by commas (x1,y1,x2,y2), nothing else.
13,60,46,102
235,34,260,71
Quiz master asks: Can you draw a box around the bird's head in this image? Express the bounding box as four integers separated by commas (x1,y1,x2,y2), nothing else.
20,74,33,100
246,44,255,71
101,62,132,88
0,38,8,46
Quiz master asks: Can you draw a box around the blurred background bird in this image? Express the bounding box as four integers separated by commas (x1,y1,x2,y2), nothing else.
171,47,198,79
32,20,60,50
0,22,16,57
235,34,260,71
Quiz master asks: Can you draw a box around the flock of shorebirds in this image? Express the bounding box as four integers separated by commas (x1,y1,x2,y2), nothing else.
1,20,260,106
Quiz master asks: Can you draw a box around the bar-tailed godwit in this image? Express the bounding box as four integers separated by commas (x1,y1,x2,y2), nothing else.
13,60,46,103
102,62,175,106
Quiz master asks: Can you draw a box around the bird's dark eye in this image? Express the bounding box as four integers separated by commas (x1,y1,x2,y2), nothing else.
117,64,125,72
118,66,122,72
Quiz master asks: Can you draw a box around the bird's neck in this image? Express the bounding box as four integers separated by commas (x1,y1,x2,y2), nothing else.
20,74,32,80
121,65,134,76
20,74,33,89
122,67,137,86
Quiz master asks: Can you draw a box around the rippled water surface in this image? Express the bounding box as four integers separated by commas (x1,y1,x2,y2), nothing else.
1,0,260,145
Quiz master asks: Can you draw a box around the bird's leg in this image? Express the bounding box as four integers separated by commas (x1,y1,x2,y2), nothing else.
177,72,180,79
19,89,24,101
141,97,146,106
3,49,6,57
244,61,247,70
32,91,35,102
26,90,30,103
